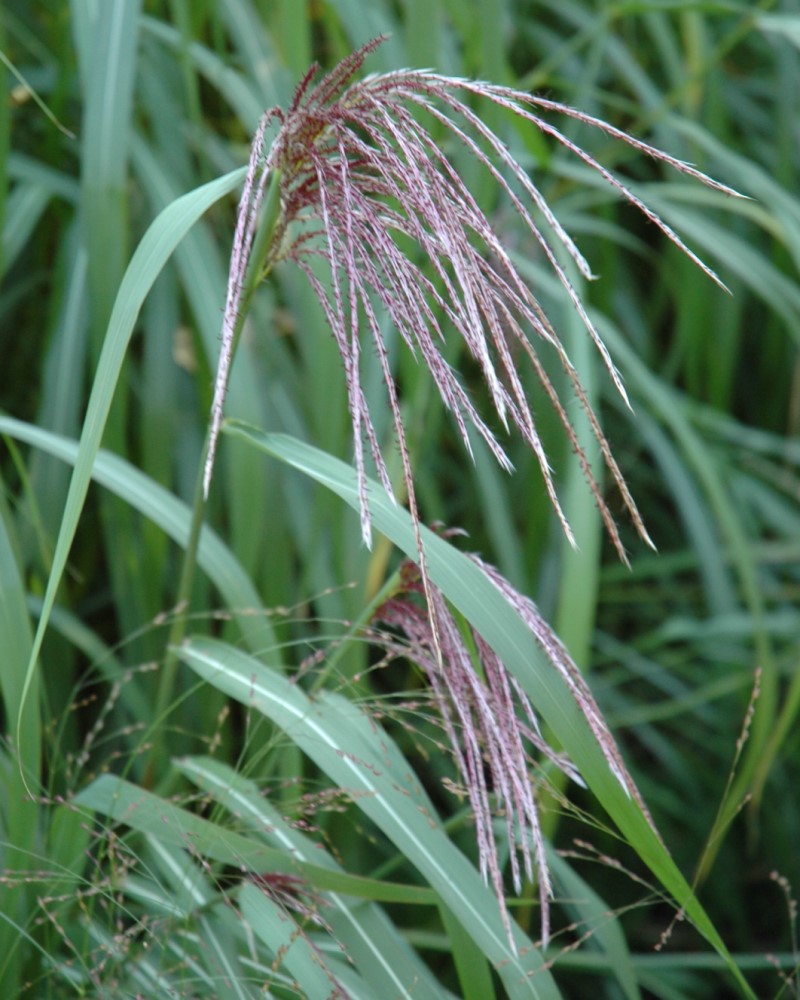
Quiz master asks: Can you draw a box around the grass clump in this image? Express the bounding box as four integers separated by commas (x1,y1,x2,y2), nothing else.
1,3,799,998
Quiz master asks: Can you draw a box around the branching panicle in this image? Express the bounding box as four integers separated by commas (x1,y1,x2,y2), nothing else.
206,39,737,949
206,38,738,557
370,550,651,949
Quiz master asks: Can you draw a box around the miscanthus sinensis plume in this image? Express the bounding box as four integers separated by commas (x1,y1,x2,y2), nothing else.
206,37,738,947
369,545,656,948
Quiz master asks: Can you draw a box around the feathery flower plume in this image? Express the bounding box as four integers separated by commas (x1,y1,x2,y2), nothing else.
206,39,736,949
205,37,739,560
370,548,655,949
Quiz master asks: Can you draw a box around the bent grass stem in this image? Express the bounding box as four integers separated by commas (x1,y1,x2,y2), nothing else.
147,171,284,778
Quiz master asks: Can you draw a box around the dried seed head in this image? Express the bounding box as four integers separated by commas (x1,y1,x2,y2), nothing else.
206,38,738,561
205,39,737,948
371,549,655,949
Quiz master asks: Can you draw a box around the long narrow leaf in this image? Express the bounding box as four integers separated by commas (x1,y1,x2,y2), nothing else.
176,755,450,1000
239,882,366,1000
0,416,276,658
15,167,246,741
177,636,563,1000
73,773,435,906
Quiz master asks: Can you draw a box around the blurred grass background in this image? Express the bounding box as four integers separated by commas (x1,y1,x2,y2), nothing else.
1,1,799,997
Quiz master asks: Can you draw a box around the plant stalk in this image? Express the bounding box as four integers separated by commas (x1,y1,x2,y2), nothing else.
146,168,284,778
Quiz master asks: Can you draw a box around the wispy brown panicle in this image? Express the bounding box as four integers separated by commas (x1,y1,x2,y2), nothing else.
206,38,736,950
206,38,738,556
371,551,654,949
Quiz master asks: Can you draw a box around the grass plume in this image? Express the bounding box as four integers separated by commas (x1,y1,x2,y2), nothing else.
202,36,742,950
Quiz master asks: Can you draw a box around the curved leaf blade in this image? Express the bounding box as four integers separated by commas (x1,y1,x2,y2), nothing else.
0,416,276,657
178,636,562,1000
14,167,246,737
176,755,450,1000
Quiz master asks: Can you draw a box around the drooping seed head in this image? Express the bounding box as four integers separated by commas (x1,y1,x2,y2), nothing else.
207,37,739,561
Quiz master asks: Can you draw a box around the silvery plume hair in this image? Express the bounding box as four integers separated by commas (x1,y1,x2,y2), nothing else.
205,36,736,560
205,37,737,947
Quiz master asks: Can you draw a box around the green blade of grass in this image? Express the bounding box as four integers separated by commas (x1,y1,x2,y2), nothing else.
547,850,641,1000
1,182,51,272
756,13,800,50
140,14,268,128
0,415,277,660
0,501,40,997
73,773,437,907
596,317,777,872
13,166,246,747
239,882,369,1000
0,499,38,783
177,636,562,999
439,902,497,1000
176,754,451,1000
76,0,141,333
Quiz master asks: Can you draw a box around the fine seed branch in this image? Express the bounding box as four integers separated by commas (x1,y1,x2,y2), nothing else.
370,549,657,948
205,37,740,560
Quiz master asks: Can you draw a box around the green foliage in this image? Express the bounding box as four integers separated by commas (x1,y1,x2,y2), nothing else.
1,1,798,997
